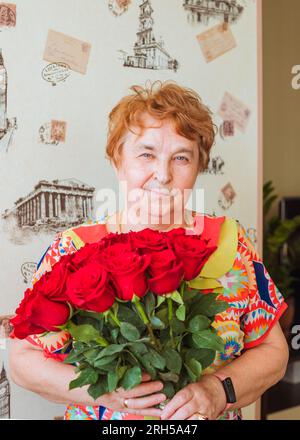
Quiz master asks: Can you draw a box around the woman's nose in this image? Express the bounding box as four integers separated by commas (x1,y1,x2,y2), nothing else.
153,160,172,184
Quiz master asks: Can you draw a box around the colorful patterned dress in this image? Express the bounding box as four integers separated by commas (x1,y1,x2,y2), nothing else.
17,213,288,420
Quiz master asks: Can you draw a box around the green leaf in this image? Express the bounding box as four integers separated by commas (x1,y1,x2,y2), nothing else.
120,366,142,390
148,348,166,370
145,292,155,317
63,348,86,365
176,304,186,321
155,307,168,325
156,296,166,308
170,318,185,335
83,348,100,362
162,382,175,399
111,328,119,343
94,354,118,369
67,323,100,343
137,353,157,379
117,365,127,380
185,348,216,370
117,305,146,333
108,371,119,392
150,315,165,329
187,315,211,333
95,344,126,360
182,286,200,303
120,322,141,341
69,368,99,390
128,342,148,355
87,376,108,400
185,358,202,382
62,340,93,362
164,348,182,374
190,294,229,318
169,290,183,305
192,330,225,352
77,310,104,322
95,336,110,347
158,371,179,383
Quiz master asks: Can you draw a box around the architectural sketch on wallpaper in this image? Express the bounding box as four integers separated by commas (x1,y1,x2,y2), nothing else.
1,179,95,244
204,155,225,175
182,0,245,26
0,364,10,419
0,49,17,153
108,0,131,17
218,182,236,210
21,262,38,284
0,3,16,28
122,0,179,71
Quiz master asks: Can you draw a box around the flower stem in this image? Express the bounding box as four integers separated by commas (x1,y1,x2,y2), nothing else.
135,300,162,350
180,282,185,297
135,300,150,325
167,298,175,348
108,310,121,327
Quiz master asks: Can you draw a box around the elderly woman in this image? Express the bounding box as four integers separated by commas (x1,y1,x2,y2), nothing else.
9,81,289,421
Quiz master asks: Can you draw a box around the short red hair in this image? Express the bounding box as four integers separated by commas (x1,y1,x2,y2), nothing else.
105,81,216,172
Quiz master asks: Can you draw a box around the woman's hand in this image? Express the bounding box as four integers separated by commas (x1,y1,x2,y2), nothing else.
160,375,227,420
93,372,166,418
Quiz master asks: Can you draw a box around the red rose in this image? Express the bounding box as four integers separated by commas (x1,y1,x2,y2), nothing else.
10,289,70,339
68,242,104,269
147,249,184,295
167,232,217,281
34,258,71,302
65,262,115,312
102,243,151,301
102,231,132,248
131,228,169,255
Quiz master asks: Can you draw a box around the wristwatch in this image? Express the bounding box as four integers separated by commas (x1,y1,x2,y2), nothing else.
212,373,237,411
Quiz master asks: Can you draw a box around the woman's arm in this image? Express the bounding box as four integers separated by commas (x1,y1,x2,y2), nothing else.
160,322,289,420
9,338,166,418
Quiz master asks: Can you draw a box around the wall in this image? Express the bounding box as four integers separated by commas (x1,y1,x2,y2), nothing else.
0,0,261,419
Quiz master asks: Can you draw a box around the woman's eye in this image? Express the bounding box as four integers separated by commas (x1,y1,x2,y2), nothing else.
140,153,153,159
174,156,189,162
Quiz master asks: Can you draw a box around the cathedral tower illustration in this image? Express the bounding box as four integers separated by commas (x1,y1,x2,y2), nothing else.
124,0,178,71
0,364,10,419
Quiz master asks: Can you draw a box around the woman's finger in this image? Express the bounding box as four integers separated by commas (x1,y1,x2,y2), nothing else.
160,390,192,420
120,380,164,398
124,393,166,410
163,400,196,420
141,372,151,382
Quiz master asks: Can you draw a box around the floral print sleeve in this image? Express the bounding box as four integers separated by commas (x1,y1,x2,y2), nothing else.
237,223,288,349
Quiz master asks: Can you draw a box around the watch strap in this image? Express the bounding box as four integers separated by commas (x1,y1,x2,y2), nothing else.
212,373,236,412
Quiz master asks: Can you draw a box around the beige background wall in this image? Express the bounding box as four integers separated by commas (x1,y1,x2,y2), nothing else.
0,0,261,419
263,0,300,217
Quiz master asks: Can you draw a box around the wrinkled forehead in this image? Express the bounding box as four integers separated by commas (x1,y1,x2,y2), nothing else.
123,114,195,145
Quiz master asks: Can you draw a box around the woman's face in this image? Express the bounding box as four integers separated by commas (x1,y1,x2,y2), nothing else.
114,114,200,225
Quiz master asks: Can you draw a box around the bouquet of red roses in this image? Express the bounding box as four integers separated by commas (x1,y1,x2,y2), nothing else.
10,227,228,400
